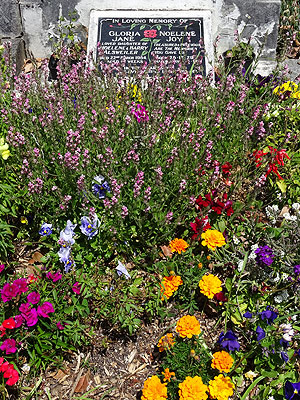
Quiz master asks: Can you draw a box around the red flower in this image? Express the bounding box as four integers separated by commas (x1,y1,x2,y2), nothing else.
0,325,6,337
196,193,212,209
144,29,157,38
253,149,268,167
190,216,211,240
214,291,228,304
265,163,283,180
1,362,19,385
212,200,225,215
221,162,232,175
2,318,16,330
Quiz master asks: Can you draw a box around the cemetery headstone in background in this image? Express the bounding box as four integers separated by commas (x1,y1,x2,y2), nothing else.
87,11,213,75
0,0,282,75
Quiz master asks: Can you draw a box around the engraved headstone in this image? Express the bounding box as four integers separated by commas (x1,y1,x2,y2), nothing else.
88,11,213,75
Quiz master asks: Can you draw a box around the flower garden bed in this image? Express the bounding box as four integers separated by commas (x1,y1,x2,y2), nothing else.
0,40,299,400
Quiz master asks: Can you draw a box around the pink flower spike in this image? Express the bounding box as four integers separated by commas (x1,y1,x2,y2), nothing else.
72,282,81,295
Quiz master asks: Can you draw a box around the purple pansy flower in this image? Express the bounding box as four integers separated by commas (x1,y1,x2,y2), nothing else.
39,223,53,236
0,338,17,354
281,351,289,362
218,330,240,352
80,215,100,239
255,245,275,266
260,307,278,325
64,259,74,273
284,381,300,399
294,265,300,276
58,245,71,263
256,326,266,341
116,261,131,279
243,311,253,318
92,175,111,199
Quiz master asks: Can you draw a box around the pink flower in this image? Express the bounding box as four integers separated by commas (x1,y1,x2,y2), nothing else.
14,278,28,293
0,264,5,273
37,302,55,318
27,291,40,304
72,282,81,295
56,322,64,330
0,339,17,354
25,309,38,327
46,271,62,282
144,29,157,38
14,315,24,328
1,283,19,302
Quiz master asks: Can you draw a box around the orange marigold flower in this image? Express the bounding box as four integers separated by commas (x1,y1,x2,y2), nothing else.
201,229,226,251
141,375,167,400
199,274,222,299
157,333,175,352
211,351,234,373
162,368,175,382
176,315,201,338
178,376,208,400
169,238,189,254
208,375,235,400
160,275,183,300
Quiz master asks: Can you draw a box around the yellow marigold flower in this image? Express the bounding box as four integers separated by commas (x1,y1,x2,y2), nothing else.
160,275,183,300
169,238,189,254
178,376,208,400
176,315,201,338
201,229,226,251
208,375,235,400
141,375,167,400
162,368,175,382
198,274,222,299
157,333,175,352
211,351,234,373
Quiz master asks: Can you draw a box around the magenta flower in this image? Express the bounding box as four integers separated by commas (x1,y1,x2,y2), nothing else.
14,315,24,328
25,308,38,327
131,103,149,123
56,322,64,330
19,302,31,315
27,291,40,305
37,302,55,318
14,278,28,293
72,282,81,295
1,283,19,302
0,339,17,355
46,271,62,282
0,264,5,273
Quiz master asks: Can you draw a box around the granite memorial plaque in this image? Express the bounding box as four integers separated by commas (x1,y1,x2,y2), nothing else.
88,11,213,75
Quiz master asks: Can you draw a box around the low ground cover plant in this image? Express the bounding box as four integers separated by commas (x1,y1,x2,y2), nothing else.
0,35,299,399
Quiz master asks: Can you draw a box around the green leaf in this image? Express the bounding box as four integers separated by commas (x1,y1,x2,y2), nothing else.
276,180,287,193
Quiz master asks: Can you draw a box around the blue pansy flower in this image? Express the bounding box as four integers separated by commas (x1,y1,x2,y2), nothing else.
256,325,266,341
284,381,300,400
260,306,278,325
218,330,240,352
80,215,100,239
58,246,71,263
92,175,111,199
64,259,74,273
281,351,289,363
60,220,77,245
39,223,53,236
116,261,131,279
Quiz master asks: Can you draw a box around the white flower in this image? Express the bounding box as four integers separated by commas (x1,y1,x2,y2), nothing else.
274,290,289,304
281,323,295,342
283,212,297,222
292,203,300,212
237,260,244,272
233,236,240,245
